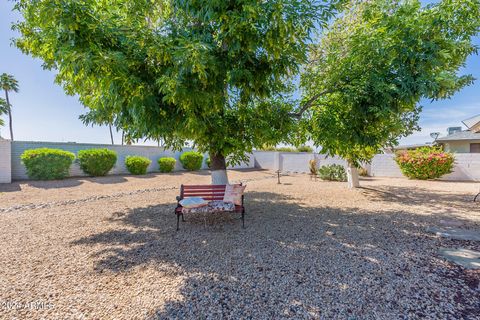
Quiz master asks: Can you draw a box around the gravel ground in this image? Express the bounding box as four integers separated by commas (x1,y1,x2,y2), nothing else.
0,170,479,319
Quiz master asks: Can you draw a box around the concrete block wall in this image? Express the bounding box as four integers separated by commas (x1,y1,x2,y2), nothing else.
315,154,347,168
0,139,11,183
442,153,480,181
10,141,254,181
370,154,403,178
253,151,277,170
280,152,315,173
252,151,345,173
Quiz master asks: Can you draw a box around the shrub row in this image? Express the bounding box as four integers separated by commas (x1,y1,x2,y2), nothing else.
20,148,206,180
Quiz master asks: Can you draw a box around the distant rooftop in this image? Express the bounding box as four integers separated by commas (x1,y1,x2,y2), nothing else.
462,114,480,129
394,143,432,150
436,130,480,142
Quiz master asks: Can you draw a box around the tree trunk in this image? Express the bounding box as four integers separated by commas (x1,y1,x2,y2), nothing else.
121,131,124,145
5,90,13,141
346,160,360,189
109,124,114,145
209,151,229,185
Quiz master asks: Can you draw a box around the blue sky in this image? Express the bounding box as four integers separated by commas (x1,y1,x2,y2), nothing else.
0,1,479,146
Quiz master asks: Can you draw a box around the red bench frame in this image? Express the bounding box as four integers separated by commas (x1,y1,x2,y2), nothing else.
175,184,245,230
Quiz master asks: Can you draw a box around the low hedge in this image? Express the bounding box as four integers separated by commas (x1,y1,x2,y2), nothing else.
318,164,347,181
158,157,176,173
179,151,203,171
77,148,117,176
395,146,454,180
125,156,151,175
21,148,75,180
296,145,313,152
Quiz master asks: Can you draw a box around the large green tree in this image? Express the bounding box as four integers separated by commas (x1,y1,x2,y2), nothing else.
0,73,19,141
14,0,341,184
300,0,480,187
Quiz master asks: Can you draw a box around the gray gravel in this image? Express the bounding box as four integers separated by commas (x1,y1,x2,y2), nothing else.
0,172,479,319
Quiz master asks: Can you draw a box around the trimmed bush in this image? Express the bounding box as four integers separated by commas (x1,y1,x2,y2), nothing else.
297,145,313,152
21,148,75,180
395,146,454,180
259,145,276,151
77,148,117,176
158,157,176,173
318,164,347,181
179,151,203,171
358,167,369,177
276,146,297,152
125,156,151,175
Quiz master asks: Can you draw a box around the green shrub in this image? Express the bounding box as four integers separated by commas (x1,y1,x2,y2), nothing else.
77,148,117,176
297,145,313,152
309,159,317,175
276,146,297,152
395,146,454,180
21,148,75,180
125,156,151,175
179,151,203,171
260,145,276,151
205,157,211,168
158,157,176,173
358,167,369,177
318,164,347,181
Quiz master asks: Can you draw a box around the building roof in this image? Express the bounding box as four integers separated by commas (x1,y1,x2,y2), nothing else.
462,114,480,129
394,143,432,150
436,130,480,142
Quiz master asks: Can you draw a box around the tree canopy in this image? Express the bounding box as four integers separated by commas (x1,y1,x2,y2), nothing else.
301,0,480,165
14,0,341,173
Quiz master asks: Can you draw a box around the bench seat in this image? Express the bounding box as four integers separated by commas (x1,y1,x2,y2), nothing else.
175,184,245,230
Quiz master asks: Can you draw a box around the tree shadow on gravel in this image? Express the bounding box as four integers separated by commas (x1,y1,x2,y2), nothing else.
360,185,480,216
72,191,480,319
0,183,21,192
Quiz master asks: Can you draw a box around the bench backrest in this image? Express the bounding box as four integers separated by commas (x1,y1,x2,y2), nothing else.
180,184,241,201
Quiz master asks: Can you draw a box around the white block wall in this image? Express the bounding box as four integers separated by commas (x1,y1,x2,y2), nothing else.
442,154,480,181
370,154,403,178
0,139,11,183
281,152,315,173
253,151,277,170
229,153,255,169
315,154,347,168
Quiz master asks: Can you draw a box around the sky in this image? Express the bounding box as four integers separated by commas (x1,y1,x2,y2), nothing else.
0,1,479,146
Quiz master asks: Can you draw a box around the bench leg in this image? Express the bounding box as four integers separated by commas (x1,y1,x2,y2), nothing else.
241,209,245,229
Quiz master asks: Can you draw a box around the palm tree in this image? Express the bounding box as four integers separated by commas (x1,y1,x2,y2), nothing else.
0,98,7,129
0,73,19,140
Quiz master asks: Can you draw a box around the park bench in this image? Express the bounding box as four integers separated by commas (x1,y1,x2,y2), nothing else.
175,184,245,230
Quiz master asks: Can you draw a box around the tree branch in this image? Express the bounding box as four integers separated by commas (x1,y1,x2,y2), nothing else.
289,89,333,118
